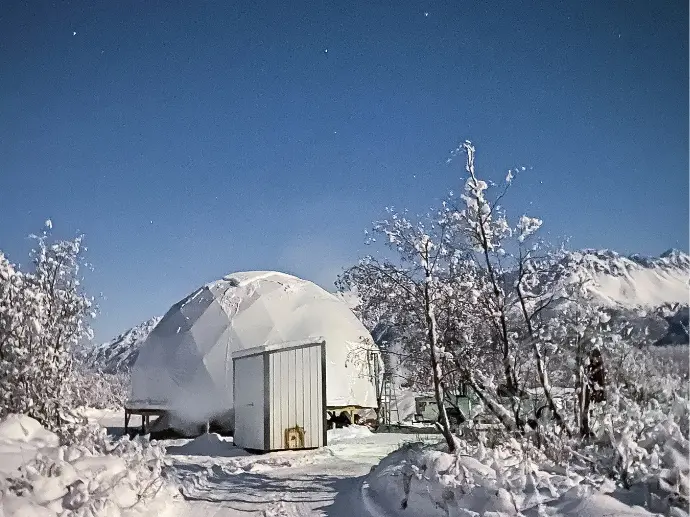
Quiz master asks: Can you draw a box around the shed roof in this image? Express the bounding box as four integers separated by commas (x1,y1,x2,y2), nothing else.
231,337,326,359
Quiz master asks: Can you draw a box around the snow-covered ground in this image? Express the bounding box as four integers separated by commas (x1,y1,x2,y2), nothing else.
3,410,687,517
169,425,437,516
365,442,672,517
0,413,175,517
0,410,439,516
74,407,126,431
0,414,60,475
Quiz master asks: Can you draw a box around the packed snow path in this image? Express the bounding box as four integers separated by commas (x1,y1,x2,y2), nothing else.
167,428,435,517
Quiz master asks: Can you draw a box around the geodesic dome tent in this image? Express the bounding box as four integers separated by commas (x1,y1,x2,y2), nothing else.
129,271,379,428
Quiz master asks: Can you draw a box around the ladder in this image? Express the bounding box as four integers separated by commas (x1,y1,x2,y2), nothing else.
366,345,400,429
380,372,400,428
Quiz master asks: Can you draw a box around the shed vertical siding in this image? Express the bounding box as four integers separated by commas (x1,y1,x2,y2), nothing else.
306,346,315,447
294,347,304,445
269,351,282,450
234,340,325,451
318,344,325,445
309,344,323,447
267,344,324,449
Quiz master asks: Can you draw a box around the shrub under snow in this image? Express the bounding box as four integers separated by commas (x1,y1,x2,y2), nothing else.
0,414,176,517
68,366,129,410
367,425,689,517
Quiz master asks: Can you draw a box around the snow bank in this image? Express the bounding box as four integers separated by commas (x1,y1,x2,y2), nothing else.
327,425,373,444
527,488,654,517
366,442,662,517
73,407,125,431
0,414,59,447
0,415,60,475
0,415,176,517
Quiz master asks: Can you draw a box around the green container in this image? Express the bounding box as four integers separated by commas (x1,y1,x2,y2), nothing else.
413,392,474,423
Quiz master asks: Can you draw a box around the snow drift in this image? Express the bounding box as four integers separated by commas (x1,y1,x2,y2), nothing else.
0,414,60,474
366,434,688,517
0,414,175,517
130,271,379,428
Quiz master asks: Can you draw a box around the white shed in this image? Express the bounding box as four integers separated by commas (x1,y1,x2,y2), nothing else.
232,339,327,451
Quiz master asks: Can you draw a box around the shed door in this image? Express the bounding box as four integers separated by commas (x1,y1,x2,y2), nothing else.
234,355,265,450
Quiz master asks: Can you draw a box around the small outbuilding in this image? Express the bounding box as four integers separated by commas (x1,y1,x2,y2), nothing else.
232,339,327,451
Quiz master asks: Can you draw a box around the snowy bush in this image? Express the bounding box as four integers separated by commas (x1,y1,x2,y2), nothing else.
368,440,596,517
367,436,688,517
0,228,94,429
0,414,175,517
68,365,129,410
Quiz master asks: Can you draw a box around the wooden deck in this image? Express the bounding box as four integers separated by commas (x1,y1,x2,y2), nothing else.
124,399,170,434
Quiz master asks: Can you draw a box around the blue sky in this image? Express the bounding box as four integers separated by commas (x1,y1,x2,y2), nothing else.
1,0,687,341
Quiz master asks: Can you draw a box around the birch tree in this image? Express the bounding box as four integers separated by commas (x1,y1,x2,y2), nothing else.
451,141,577,436
338,205,473,452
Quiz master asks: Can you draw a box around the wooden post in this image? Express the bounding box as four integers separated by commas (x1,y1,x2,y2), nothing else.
124,410,130,434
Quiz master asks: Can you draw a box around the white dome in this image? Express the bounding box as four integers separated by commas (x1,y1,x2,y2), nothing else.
130,271,379,425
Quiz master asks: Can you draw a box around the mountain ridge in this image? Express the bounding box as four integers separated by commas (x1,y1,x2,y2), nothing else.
564,248,688,309
83,249,688,374
80,316,161,374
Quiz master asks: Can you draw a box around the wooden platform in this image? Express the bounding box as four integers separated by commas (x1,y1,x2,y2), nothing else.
124,399,170,435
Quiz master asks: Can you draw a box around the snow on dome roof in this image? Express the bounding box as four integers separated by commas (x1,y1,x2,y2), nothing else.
130,271,379,427
219,270,305,286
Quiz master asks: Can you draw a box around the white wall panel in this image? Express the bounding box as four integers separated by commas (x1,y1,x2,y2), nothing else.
234,340,325,451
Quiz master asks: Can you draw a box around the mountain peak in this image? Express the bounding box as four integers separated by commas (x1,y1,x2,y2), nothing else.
80,316,161,374
659,248,690,263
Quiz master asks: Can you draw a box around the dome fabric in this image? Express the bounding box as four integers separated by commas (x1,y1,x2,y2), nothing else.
130,271,379,426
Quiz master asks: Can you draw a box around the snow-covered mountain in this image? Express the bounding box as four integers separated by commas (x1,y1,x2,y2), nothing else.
367,249,688,347
87,250,687,375
81,316,161,374
562,249,688,347
563,248,689,309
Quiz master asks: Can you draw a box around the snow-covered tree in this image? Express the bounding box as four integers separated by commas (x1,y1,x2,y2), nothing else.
343,139,689,483
444,141,571,436
337,201,496,451
0,229,94,429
